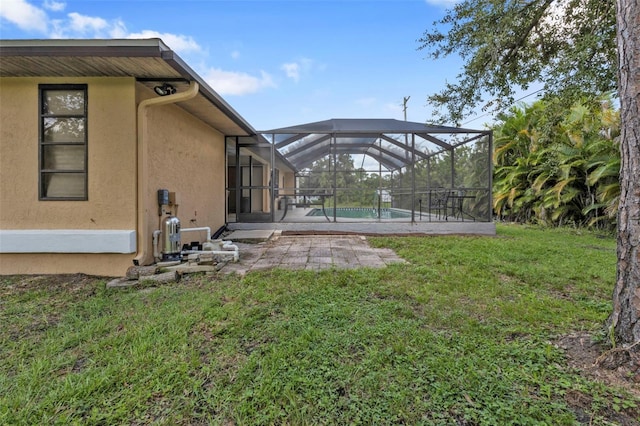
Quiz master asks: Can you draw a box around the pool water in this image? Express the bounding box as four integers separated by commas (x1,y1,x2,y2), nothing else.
306,207,411,219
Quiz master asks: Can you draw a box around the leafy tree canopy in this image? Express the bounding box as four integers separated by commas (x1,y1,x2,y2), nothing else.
419,0,617,124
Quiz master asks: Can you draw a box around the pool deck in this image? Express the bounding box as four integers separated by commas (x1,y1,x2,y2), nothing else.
306,206,412,220
227,205,495,236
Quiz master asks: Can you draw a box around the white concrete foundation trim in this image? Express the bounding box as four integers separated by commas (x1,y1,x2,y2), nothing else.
0,230,136,253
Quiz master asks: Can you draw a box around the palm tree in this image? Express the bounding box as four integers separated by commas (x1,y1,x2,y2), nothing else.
491,96,620,229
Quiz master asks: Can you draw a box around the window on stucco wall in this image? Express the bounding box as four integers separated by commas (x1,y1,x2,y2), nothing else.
39,84,88,200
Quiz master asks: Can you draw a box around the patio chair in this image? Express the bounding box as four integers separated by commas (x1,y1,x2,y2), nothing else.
430,190,449,220
448,189,476,221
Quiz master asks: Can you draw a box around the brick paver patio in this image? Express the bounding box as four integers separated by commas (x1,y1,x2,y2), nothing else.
220,235,406,275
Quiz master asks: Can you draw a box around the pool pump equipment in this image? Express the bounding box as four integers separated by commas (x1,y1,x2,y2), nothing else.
158,189,182,261
161,214,181,261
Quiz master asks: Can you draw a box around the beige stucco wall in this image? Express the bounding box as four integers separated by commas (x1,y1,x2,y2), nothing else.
282,171,295,196
0,78,227,276
0,77,137,276
143,94,226,257
0,77,137,228
0,253,135,276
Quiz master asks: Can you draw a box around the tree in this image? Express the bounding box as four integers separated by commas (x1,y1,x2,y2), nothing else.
419,0,616,125
610,0,640,344
419,0,639,346
300,153,359,206
492,97,620,229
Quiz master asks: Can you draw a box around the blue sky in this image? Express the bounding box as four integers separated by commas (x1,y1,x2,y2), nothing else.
0,0,484,131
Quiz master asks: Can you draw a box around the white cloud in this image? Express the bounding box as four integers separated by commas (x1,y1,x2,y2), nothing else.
0,0,48,33
280,57,323,82
203,68,276,96
67,12,108,34
281,62,300,82
43,0,65,12
126,30,203,54
107,19,128,38
0,0,201,55
50,12,128,38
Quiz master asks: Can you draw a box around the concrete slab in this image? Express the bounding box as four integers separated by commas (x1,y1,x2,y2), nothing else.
225,229,274,243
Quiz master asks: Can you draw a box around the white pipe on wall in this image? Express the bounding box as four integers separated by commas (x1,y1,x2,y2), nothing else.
181,226,211,242
133,81,200,266
152,230,162,260
220,240,239,262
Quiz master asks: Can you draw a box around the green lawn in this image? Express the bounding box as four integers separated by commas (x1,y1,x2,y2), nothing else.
1,224,638,425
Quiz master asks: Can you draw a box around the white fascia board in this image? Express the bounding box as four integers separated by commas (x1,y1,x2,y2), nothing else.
0,230,136,253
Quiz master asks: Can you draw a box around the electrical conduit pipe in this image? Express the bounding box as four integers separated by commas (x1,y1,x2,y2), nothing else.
133,81,200,266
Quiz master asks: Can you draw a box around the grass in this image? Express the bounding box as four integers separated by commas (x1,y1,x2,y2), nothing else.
1,224,637,425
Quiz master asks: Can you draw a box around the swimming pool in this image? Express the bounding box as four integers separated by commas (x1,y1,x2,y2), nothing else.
306,207,412,219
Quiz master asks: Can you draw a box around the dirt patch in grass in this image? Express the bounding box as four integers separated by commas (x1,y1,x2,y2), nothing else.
2,274,105,341
557,332,640,396
1,273,102,296
556,332,640,424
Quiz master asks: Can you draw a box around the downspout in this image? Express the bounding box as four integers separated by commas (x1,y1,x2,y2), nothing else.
133,81,199,266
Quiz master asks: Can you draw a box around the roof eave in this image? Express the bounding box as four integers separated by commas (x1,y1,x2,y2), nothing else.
0,38,256,136
158,48,255,136
0,38,171,57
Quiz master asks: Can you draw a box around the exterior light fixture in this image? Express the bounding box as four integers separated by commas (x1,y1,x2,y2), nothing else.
154,83,176,96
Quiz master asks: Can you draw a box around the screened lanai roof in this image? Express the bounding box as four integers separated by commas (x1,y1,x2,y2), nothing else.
261,118,490,171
